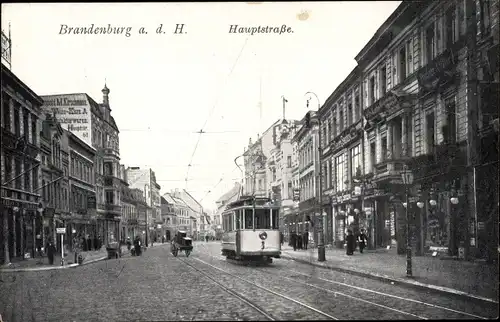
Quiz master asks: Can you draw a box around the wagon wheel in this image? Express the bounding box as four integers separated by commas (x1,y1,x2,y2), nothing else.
185,250,191,257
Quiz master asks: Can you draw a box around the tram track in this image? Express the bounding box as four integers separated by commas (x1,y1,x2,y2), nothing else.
194,243,498,320
255,267,493,320
175,256,338,320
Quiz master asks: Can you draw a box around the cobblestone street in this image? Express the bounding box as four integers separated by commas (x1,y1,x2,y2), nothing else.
1,242,498,321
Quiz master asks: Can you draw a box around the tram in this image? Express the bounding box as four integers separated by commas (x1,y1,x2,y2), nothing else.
221,196,281,263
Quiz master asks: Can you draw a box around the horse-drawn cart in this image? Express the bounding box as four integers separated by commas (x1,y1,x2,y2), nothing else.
170,230,193,257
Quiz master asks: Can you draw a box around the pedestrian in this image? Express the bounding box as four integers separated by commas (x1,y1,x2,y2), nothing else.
279,231,284,246
298,234,303,250
291,232,297,251
358,229,368,253
46,239,57,265
303,231,309,250
346,229,355,255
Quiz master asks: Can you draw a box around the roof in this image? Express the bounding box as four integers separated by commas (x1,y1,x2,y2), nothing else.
354,1,432,65
216,183,241,203
319,66,360,116
162,193,177,204
2,63,44,107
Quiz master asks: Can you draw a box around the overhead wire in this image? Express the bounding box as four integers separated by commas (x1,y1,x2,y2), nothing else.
184,36,250,189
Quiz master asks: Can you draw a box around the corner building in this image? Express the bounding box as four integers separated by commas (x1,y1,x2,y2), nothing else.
352,0,497,258
40,84,122,245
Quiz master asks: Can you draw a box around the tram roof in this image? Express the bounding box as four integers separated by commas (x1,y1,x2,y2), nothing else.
223,196,280,212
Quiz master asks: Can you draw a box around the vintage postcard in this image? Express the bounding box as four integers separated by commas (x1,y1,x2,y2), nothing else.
1,1,498,321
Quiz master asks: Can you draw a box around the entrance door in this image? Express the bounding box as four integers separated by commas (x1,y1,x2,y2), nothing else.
166,230,171,241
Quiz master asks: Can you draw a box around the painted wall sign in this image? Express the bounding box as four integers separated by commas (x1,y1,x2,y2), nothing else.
42,94,92,145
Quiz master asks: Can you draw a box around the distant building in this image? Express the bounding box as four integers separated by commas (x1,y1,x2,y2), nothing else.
161,194,177,241
125,167,161,243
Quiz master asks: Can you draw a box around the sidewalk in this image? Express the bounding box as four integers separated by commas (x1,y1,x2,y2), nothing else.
280,244,499,303
0,245,130,272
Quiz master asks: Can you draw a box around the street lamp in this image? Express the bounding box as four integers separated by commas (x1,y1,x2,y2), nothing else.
305,91,325,262
401,164,414,277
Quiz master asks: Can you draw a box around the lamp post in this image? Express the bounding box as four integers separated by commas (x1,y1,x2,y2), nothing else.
401,164,414,277
305,91,325,262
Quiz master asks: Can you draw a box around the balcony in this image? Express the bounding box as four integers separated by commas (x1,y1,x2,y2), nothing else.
103,175,121,188
407,142,466,181
372,158,407,184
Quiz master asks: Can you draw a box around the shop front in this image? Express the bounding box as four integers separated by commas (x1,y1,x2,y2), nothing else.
1,198,41,263
408,142,470,258
332,193,354,248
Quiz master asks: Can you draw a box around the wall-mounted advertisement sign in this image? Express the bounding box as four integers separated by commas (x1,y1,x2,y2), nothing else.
42,93,92,145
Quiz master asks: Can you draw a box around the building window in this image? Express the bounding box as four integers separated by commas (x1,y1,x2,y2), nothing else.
32,167,38,192
15,158,21,189
5,154,12,186
479,0,491,35
399,46,407,82
350,145,361,180
2,96,10,131
426,112,435,154
369,76,376,105
23,110,29,142
104,162,113,176
105,190,114,204
426,23,435,64
370,141,376,171
354,94,360,122
381,136,388,161
13,104,20,137
335,154,345,193
446,5,457,48
380,66,387,96
332,117,337,138
24,161,30,191
444,98,457,144
287,155,292,168
31,119,37,145
339,108,344,132
347,101,353,126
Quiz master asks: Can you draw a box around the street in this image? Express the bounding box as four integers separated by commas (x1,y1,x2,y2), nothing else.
0,242,497,321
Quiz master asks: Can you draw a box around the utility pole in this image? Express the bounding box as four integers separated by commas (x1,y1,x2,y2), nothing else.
464,0,479,261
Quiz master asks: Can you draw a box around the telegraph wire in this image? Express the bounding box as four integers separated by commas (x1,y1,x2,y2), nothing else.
184,36,250,189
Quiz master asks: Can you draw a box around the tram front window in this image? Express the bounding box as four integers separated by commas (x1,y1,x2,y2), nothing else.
244,209,271,229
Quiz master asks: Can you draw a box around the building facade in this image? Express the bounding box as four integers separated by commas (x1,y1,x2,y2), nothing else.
125,167,161,243
169,189,203,239
289,111,321,245
1,64,43,264
160,195,177,241
67,128,97,250
39,113,70,253
40,85,122,246
317,67,364,248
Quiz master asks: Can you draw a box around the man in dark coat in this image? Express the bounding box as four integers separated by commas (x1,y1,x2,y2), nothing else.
46,239,57,265
346,229,356,255
358,229,368,253
291,232,297,251
303,231,309,250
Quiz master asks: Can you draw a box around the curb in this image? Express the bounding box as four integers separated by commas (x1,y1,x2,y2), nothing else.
280,253,499,305
0,251,130,273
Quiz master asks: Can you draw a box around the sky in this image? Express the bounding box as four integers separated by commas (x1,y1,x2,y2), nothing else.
1,1,401,211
